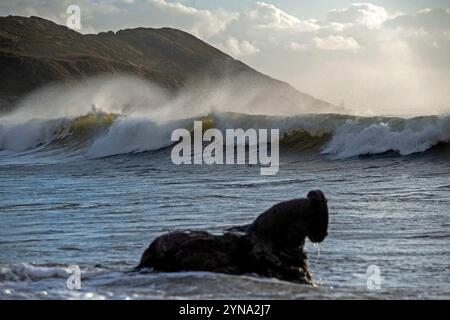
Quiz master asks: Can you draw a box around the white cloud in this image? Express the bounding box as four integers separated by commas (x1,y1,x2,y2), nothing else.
327,3,388,29
385,7,450,32
246,2,319,32
313,35,361,51
289,35,360,52
287,42,308,51
218,37,260,57
147,0,238,38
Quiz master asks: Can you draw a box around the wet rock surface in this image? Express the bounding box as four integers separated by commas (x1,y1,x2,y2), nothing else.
138,190,329,284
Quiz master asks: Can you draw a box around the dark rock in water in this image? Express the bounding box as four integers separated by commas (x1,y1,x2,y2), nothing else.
138,190,329,284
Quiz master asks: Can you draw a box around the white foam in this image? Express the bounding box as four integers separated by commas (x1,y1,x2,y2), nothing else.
0,263,73,282
86,117,191,158
322,115,450,158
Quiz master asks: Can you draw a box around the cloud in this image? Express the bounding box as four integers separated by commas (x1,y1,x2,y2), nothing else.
385,7,450,31
289,35,360,52
218,37,260,57
246,2,319,32
313,35,361,51
147,0,238,38
327,3,389,29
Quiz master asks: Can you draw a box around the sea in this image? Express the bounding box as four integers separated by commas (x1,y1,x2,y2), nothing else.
0,98,449,299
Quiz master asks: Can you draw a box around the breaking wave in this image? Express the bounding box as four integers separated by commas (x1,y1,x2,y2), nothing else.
321,115,450,159
0,110,193,158
1,110,449,161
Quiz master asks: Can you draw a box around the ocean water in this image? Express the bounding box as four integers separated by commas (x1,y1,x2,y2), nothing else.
0,111,449,299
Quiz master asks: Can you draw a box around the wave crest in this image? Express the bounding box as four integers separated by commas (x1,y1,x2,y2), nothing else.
1,111,449,161
321,115,450,159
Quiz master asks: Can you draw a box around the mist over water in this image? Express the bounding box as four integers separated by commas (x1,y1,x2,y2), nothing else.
6,73,448,123
290,55,450,117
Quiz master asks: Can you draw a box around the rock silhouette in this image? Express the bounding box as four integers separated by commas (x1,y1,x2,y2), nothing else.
138,190,329,284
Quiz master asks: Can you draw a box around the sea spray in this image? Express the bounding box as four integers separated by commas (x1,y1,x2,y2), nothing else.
322,115,450,159
1,79,449,160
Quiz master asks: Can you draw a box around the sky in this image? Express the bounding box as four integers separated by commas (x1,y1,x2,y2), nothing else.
1,0,449,114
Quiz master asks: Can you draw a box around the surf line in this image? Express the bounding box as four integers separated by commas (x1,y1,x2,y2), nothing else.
171,121,279,175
